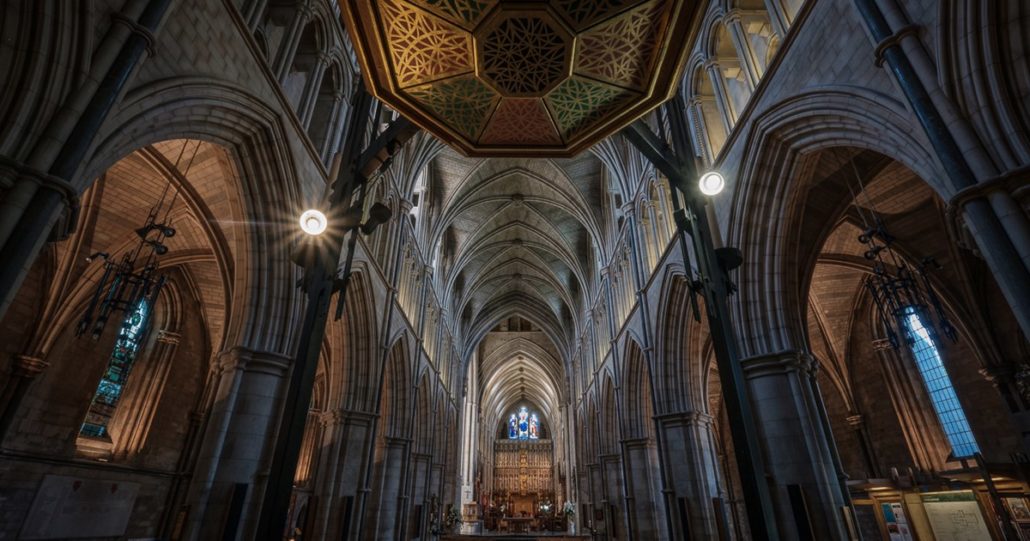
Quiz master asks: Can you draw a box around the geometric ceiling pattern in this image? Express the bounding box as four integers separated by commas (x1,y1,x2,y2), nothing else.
341,0,700,157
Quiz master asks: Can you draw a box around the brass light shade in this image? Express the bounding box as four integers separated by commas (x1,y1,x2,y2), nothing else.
340,1,700,157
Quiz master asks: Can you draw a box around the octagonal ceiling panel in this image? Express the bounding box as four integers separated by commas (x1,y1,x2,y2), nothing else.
341,0,700,157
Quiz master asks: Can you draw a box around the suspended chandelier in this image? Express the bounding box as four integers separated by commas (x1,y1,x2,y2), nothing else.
76,141,200,340
845,154,957,349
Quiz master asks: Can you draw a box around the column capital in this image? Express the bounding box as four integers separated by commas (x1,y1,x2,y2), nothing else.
655,410,714,427
216,346,291,376
385,435,414,446
845,414,865,430
156,329,182,345
296,4,315,19
12,354,48,378
620,436,653,449
872,338,893,352
722,9,744,25
740,350,817,379
0,155,77,202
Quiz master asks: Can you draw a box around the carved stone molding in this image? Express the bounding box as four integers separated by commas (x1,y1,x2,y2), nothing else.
156,329,182,345
740,350,817,379
216,346,291,376
12,354,49,378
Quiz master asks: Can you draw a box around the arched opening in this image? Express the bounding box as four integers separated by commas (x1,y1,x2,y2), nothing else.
796,147,1025,536
0,138,241,536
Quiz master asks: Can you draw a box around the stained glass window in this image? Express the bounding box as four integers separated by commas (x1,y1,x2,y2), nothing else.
79,300,150,439
902,307,979,458
507,407,540,440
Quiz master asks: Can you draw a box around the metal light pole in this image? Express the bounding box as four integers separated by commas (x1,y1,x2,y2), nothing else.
620,95,781,540
255,84,415,540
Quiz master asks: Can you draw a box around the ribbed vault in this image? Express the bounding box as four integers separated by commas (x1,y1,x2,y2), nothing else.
479,335,565,434
427,148,606,366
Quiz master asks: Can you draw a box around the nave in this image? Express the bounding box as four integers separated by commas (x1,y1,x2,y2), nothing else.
1,0,1029,540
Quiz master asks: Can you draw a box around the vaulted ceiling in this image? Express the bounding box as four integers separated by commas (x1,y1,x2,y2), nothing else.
426,147,610,363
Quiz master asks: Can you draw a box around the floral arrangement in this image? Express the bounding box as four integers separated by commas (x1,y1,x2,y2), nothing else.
444,507,461,528
563,501,576,518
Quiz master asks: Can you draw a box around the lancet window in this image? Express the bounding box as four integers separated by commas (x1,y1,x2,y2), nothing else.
79,300,150,439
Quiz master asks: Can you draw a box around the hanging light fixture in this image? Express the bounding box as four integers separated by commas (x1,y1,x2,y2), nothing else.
76,141,200,341
845,153,957,349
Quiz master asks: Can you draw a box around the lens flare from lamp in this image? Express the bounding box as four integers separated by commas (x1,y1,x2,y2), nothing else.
299,209,327,236
698,171,725,196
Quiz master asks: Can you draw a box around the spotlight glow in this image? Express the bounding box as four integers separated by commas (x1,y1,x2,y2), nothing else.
299,209,327,236
698,171,725,196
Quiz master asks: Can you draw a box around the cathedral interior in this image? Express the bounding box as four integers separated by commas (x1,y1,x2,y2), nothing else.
1,0,1029,540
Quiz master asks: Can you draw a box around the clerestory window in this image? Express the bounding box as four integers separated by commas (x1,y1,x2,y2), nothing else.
902,306,979,458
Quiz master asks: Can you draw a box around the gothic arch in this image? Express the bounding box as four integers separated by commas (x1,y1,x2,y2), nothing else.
382,335,414,440
727,88,946,358
653,267,712,415
83,78,307,357
330,269,381,414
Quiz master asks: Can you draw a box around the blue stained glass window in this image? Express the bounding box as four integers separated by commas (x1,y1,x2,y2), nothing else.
902,307,979,458
80,300,150,439
508,407,540,440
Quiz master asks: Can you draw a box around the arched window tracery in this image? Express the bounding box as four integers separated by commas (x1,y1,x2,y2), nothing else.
507,406,541,440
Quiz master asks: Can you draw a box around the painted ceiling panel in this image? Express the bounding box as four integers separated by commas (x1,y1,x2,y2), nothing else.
341,0,700,156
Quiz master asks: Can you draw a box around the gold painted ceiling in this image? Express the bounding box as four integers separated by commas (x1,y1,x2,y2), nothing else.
340,1,699,157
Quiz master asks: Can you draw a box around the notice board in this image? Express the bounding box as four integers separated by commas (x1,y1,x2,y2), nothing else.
920,490,992,541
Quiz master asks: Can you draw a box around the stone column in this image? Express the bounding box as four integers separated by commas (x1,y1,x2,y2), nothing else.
0,0,171,318
704,60,737,131
244,0,270,31
366,436,412,541
0,0,153,250
310,409,377,540
855,0,1030,339
762,0,791,39
181,346,291,541
622,437,659,539
723,10,762,88
272,4,312,81
687,96,715,163
298,52,330,129
583,462,602,530
655,411,724,539
600,453,627,539
319,92,346,163
742,351,849,540
408,452,432,538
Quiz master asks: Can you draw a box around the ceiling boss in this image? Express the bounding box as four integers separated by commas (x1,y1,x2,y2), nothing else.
340,0,698,157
